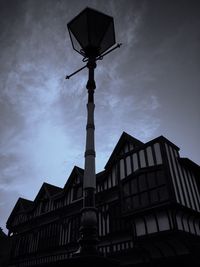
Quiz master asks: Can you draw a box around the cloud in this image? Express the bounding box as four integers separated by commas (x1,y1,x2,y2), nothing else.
0,0,152,231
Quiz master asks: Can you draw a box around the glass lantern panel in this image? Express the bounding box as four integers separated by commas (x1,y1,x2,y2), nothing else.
88,9,113,49
100,20,116,54
69,28,83,55
68,10,89,49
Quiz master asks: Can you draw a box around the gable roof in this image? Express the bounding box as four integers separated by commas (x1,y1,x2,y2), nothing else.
104,132,144,169
44,183,62,196
6,197,33,226
147,135,180,151
34,182,62,202
14,197,33,212
62,166,84,193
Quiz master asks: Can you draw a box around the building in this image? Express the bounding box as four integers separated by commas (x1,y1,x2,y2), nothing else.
0,227,10,267
6,132,200,266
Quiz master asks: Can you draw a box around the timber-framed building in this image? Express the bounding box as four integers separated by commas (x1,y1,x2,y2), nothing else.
6,132,200,266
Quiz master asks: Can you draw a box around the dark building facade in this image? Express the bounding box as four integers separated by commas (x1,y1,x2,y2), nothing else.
6,132,200,266
0,227,10,267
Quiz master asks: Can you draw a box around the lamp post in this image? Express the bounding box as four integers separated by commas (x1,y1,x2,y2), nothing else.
67,7,120,256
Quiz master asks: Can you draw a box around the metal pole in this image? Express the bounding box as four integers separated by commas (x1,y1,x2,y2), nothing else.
78,57,98,255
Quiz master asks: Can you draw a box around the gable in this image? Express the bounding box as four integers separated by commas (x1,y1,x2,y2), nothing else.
6,198,33,227
49,166,84,206
105,132,144,169
11,198,33,214
34,182,62,203
34,184,50,203
63,166,83,193
44,183,62,197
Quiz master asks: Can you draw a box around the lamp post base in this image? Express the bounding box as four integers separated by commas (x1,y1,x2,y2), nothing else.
73,207,98,256
69,210,120,266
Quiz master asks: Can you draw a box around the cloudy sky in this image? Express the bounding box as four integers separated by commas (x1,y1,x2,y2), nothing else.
0,0,199,232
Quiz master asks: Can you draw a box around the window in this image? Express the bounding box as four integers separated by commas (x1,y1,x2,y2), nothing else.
112,166,117,186
176,212,183,230
120,159,125,179
157,212,170,231
124,143,129,153
139,150,146,168
104,179,108,190
146,215,157,234
129,143,134,151
126,156,132,176
182,215,189,232
146,146,154,166
154,143,162,164
132,153,138,171
108,174,112,188
135,218,146,236
189,217,195,234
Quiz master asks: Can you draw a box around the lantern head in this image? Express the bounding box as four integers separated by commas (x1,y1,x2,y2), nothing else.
67,7,116,58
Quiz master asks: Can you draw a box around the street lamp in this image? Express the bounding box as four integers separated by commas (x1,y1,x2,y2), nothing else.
67,7,121,256
67,7,116,58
